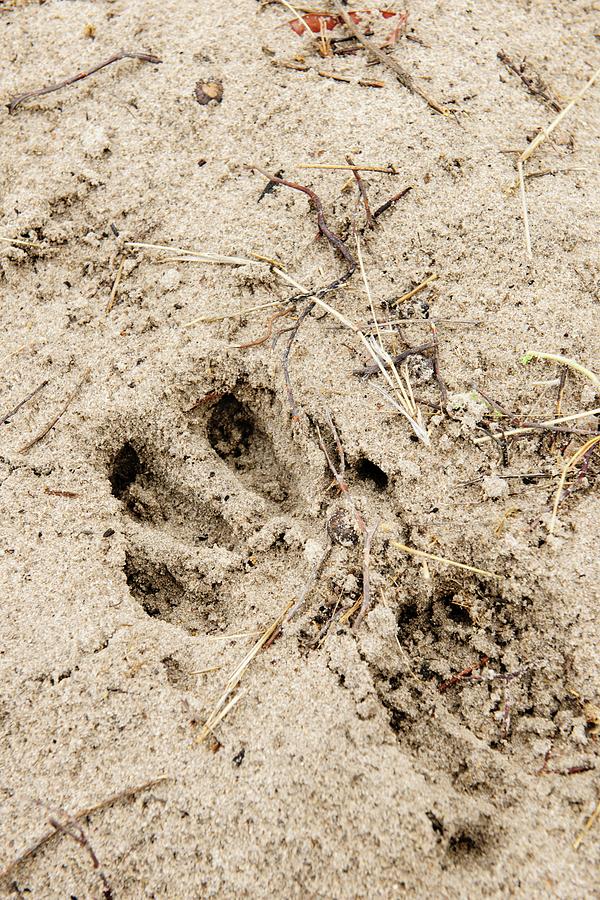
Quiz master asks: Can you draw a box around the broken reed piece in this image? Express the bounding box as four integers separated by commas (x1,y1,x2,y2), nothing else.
330,0,448,115
7,50,162,113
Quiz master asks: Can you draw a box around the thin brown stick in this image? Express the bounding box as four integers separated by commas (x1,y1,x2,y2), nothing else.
555,365,568,418
46,810,113,900
235,307,293,349
0,380,48,426
331,0,448,115
354,342,435,376
497,51,562,111
18,369,90,454
249,165,356,277
347,155,373,227
299,163,399,174
106,256,125,314
282,302,315,418
318,70,352,83
249,167,357,416
430,322,448,409
0,778,168,883
438,656,489,692
8,51,162,113
358,79,386,89
372,186,412,220
285,541,332,621
354,517,381,628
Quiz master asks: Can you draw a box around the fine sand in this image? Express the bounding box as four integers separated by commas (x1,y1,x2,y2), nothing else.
1,1,599,897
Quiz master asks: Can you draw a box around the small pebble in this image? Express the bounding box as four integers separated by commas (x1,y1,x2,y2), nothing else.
327,507,359,548
194,80,223,105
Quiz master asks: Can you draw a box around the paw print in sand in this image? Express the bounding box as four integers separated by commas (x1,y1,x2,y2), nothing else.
107,384,318,636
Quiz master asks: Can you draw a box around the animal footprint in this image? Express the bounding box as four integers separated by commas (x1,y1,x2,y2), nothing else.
106,383,314,635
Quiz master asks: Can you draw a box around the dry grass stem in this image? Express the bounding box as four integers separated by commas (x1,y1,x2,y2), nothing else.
183,300,282,328
388,274,438,306
106,256,125,313
517,158,532,259
549,434,600,533
522,351,600,389
390,539,499,579
125,241,261,267
472,407,600,444
573,799,600,851
274,265,430,443
331,0,448,115
517,65,600,254
197,605,291,742
0,235,44,249
521,66,600,163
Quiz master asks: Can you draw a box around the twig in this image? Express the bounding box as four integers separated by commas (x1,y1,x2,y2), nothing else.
315,410,366,532
0,778,169,883
347,155,373,227
248,166,356,277
520,66,600,163
249,167,357,416
372,186,413,219
235,307,294,348
549,434,600,533
106,256,125,314
18,369,90,454
438,656,489,692
298,163,399,174
257,168,284,201
331,0,448,115
430,322,448,409
353,342,435,376
45,810,113,900
318,70,352,83
354,517,381,628
286,541,333,622
0,380,48,426
555,366,568,418
8,51,162,113
497,51,562,111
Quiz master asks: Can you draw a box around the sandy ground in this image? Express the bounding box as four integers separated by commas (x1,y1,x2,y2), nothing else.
1,0,599,897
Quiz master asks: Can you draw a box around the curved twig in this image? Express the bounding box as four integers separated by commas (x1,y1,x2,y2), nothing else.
8,51,162,113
